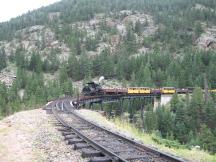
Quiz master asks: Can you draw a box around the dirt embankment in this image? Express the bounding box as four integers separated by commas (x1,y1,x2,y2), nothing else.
0,108,84,162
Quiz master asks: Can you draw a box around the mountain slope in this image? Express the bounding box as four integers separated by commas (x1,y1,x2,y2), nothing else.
0,0,216,157
0,0,216,91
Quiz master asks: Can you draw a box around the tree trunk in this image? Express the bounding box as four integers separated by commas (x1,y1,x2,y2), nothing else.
204,72,209,103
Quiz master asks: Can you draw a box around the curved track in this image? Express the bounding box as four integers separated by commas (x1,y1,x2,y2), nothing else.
47,97,187,162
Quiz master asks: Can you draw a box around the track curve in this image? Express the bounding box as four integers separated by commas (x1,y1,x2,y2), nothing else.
46,97,188,162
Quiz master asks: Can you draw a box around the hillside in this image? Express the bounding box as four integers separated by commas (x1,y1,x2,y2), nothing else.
0,0,216,86
0,0,216,158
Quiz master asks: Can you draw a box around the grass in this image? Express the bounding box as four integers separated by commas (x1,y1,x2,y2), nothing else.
112,118,216,162
77,109,216,161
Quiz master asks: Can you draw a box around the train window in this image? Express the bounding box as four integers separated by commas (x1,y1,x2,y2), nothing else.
130,87,136,90
163,87,175,90
140,87,149,90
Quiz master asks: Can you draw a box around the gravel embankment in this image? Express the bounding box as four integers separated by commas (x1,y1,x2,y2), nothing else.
0,108,85,162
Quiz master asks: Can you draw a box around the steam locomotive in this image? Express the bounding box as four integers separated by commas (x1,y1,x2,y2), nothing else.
82,82,104,96
82,82,216,96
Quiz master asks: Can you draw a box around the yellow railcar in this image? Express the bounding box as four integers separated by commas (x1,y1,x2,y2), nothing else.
128,87,140,94
161,87,176,94
139,87,151,94
209,89,216,93
127,87,151,94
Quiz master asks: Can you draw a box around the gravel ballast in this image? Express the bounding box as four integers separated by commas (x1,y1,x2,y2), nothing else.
0,108,85,162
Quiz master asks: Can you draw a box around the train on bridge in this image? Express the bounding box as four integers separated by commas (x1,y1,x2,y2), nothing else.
82,82,216,96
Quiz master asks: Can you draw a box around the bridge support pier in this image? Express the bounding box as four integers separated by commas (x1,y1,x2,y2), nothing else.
140,104,144,129
89,103,93,109
129,98,135,123
153,95,174,110
119,99,124,119
153,96,160,111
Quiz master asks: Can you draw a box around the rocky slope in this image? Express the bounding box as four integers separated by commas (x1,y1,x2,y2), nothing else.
0,10,157,86
196,25,216,50
0,1,216,86
0,11,156,58
1,25,70,61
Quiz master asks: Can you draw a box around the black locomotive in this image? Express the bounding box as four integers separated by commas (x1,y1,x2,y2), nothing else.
82,82,103,96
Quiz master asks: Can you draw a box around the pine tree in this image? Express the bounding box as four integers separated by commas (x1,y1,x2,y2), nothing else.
0,82,8,116
144,111,157,132
130,72,136,86
15,48,26,69
188,87,205,131
137,64,153,87
205,98,216,130
125,24,137,54
156,106,174,137
59,66,68,84
174,101,189,143
48,50,60,73
16,68,28,89
198,124,216,153
143,65,153,87
194,22,203,38
62,80,73,96
67,54,80,80
0,48,7,71
170,93,179,113
29,53,42,73
135,20,142,35
102,52,114,77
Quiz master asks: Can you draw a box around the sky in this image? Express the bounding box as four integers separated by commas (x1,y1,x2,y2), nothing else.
0,0,61,22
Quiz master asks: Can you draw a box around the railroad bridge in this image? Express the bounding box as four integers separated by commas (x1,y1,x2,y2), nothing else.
80,83,199,111
77,93,175,111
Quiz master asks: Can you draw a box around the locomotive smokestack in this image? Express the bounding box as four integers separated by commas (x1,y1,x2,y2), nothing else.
99,76,105,84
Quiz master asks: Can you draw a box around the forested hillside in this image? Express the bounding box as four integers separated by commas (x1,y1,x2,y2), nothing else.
1,0,216,85
0,0,216,157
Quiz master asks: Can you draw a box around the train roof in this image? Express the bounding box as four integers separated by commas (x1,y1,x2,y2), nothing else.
86,82,97,85
128,87,150,88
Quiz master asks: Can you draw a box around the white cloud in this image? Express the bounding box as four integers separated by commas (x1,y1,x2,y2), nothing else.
0,0,61,22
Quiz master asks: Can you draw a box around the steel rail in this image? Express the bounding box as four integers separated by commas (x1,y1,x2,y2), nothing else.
52,102,128,162
62,99,186,162
49,98,187,162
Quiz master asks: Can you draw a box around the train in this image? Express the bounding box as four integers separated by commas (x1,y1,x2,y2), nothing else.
82,82,104,95
82,82,216,96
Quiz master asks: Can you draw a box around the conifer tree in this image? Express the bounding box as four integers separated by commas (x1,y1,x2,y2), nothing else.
15,48,26,69
144,110,157,132
0,48,7,71
188,87,205,131
59,66,68,84
135,20,142,35
0,82,8,116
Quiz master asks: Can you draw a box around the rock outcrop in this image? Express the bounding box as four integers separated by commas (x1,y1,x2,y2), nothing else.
196,26,216,50
1,25,71,62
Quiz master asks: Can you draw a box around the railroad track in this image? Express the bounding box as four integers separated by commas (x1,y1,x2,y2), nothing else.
47,98,187,162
